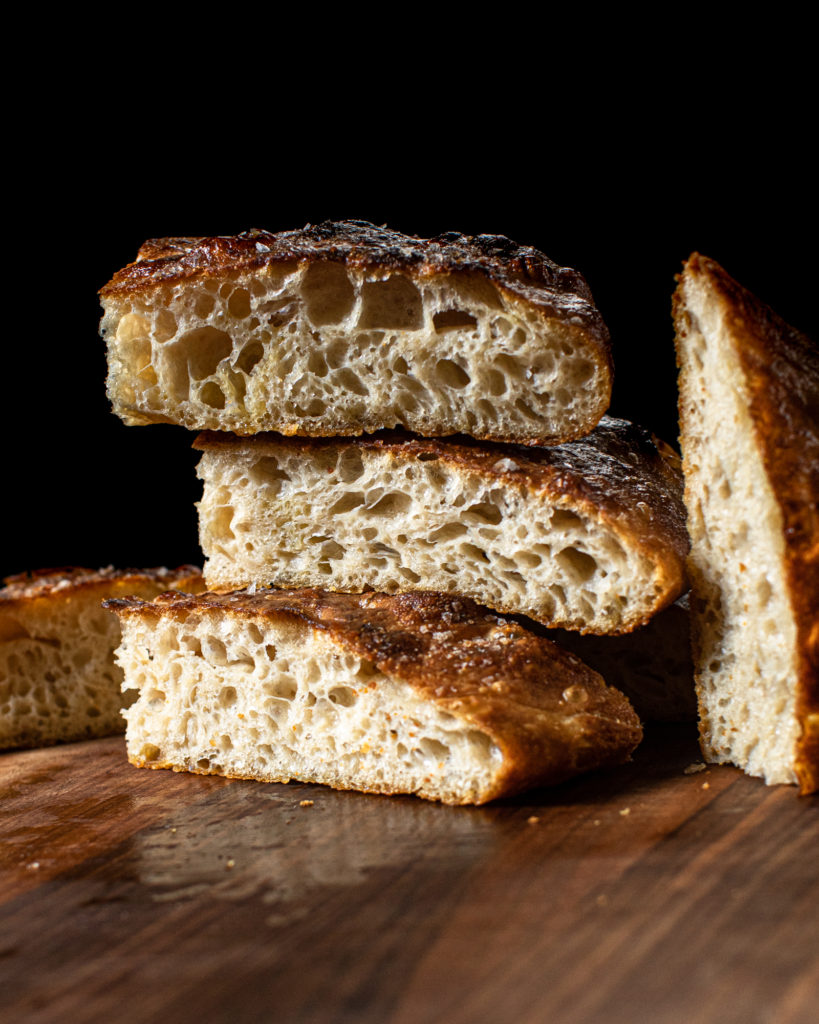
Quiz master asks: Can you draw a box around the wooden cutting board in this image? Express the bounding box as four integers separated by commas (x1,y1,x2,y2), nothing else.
1,724,816,1024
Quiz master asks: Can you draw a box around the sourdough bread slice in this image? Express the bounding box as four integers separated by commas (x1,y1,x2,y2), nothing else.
100,220,612,445
0,566,203,750
106,588,642,805
674,253,819,794
195,417,688,635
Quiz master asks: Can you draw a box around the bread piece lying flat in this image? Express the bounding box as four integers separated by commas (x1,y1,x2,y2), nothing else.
674,253,819,794
545,596,696,722
106,588,642,805
100,220,613,445
0,566,203,750
195,417,688,635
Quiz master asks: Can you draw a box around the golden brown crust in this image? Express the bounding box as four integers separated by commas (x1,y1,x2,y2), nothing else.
675,254,819,794
194,416,689,625
108,587,643,801
1,566,204,609
101,221,600,317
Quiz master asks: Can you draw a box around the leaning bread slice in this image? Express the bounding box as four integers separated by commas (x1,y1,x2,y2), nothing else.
195,417,689,635
107,588,642,805
100,220,612,445
674,253,819,794
0,566,203,750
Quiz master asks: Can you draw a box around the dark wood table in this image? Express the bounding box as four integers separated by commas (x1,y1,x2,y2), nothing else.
1,725,816,1024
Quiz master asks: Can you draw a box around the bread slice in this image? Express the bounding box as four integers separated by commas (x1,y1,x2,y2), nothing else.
100,220,613,446
0,566,203,750
674,253,819,794
106,587,642,805
194,417,689,635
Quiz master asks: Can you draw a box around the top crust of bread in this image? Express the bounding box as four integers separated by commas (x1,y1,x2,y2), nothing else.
108,587,642,801
100,221,612,445
100,221,608,334
1,565,204,609
674,254,819,794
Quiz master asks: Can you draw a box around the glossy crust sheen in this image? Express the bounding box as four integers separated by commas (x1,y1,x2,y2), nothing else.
1,566,204,609
194,415,690,628
108,588,643,802
674,254,819,794
100,220,610,356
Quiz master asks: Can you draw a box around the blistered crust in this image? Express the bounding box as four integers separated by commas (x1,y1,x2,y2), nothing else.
108,587,642,801
101,221,608,340
675,254,819,794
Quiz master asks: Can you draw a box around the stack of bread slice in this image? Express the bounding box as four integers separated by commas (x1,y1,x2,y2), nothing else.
99,221,690,803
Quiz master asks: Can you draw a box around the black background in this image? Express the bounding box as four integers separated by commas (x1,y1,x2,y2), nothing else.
6,51,815,580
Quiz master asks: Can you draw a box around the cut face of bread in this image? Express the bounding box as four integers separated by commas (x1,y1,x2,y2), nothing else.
0,566,203,750
674,254,819,794
100,221,613,445
107,588,642,805
195,418,688,635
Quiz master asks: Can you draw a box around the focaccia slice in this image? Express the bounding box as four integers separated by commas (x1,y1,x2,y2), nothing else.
101,220,612,446
107,588,642,805
195,417,688,635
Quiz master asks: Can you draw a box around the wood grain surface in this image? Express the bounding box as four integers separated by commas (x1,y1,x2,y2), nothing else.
1,724,817,1024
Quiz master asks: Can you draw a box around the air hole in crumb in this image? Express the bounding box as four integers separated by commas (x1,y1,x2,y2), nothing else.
485,369,506,396
460,543,490,563
433,309,478,333
270,679,297,700
556,547,597,582
175,326,233,380
358,276,423,330
336,449,365,482
250,456,291,491
200,381,226,409
332,367,368,396
463,501,502,525
494,354,524,379
419,737,449,759
328,686,358,707
328,491,365,515
435,359,471,388
303,262,356,325
235,340,264,374
219,686,238,707
228,288,252,319
365,492,411,517
551,508,584,530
